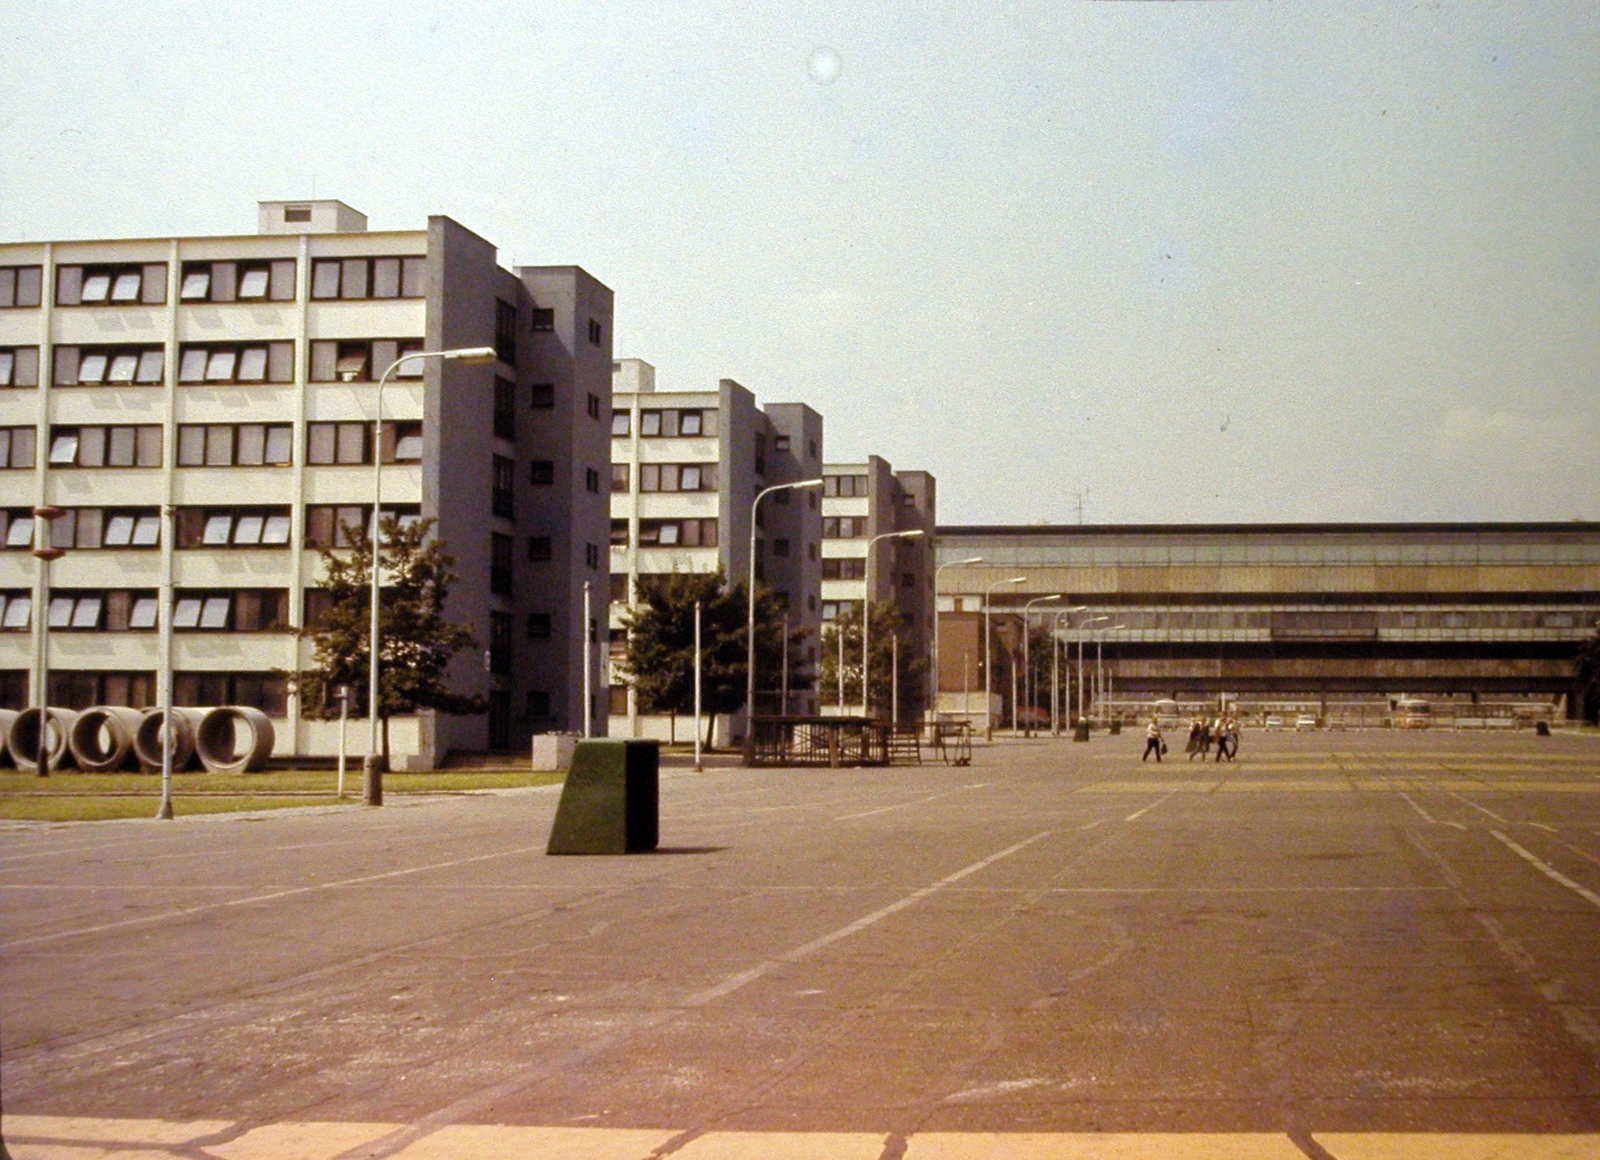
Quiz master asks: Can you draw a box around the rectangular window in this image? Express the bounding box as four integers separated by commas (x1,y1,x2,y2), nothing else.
610,463,629,492
638,462,716,492
0,428,36,469
526,612,552,638
530,382,554,408
529,459,554,486
56,264,166,306
491,532,514,595
528,535,552,561
176,343,293,385
493,377,516,439
822,517,866,539
495,300,517,365
587,393,601,419
302,504,419,549
177,424,293,467
173,672,288,716
636,519,718,548
0,266,44,309
489,611,513,673
774,538,790,557
610,573,628,602
773,435,790,451
179,260,295,303
306,422,372,465
380,420,424,464
821,558,867,580
492,455,515,518
308,338,423,382
585,543,600,570
585,467,600,493
530,307,554,332
610,519,629,546
526,690,551,718
587,318,602,345
174,507,292,549
52,345,166,386
47,425,162,468
0,347,40,387
823,474,868,498
611,411,631,437
171,589,288,633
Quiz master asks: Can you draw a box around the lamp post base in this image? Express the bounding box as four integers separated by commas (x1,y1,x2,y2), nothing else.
362,755,384,806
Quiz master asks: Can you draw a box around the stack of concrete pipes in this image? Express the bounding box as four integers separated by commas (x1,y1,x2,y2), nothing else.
0,706,275,774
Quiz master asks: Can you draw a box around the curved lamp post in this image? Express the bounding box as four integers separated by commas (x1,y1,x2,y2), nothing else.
363,346,499,807
744,479,823,761
862,529,923,719
31,506,67,777
1019,594,1063,735
1049,606,1088,735
983,576,1027,739
930,556,983,723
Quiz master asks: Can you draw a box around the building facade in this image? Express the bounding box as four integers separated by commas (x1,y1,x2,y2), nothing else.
0,200,613,767
935,523,1600,726
608,359,824,739
820,457,936,720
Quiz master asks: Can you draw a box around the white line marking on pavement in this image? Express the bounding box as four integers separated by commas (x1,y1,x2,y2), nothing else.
329,830,1055,1160
1526,822,1557,832
834,783,988,821
1125,791,1177,821
1490,830,1600,910
0,845,544,950
1394,788,1468,829
1445,790,1508,823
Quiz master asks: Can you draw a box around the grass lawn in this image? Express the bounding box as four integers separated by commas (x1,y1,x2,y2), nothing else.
0,768,565,823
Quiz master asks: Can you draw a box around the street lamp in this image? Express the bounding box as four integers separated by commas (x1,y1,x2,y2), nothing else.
364,346,498,807
30,506,67,777
1073,613,1108,726
862,529,923,719
744,478,824,762
1020,595,1063,735
983,576,1027,740
931,556,983,724
1094,624,1127,724
1050,606,1088,735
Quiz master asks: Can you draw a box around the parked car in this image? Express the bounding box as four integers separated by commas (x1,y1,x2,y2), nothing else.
1295,714,1318,731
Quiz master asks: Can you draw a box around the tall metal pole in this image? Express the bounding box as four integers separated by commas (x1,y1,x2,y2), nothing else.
582,579,593,737
335,686,349,800
837,617,845,712
1020,596,1062,737
157,505,176,817
1051,631,1060,737
361,346,496,806
745,479,822,761
31,506,65,777
780,614,789,717
983,576,1026,740
891,633,899,724
693,600,703,771
930,556,983,725
863,529,922,719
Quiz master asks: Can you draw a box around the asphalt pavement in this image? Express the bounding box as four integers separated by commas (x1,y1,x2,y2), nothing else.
2,728,1599,1159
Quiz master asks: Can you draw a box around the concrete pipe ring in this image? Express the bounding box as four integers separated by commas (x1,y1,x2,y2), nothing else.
69,706,146,773
195,706,275,774
9,708,80,773
0,710,16,767
133,708,205,773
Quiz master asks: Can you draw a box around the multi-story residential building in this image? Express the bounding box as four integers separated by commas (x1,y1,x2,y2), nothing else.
608,359,824,741
0,200,612,767
819,457,936,720
935,522,1600,728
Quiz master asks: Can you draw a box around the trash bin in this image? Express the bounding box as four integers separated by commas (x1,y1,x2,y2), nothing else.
1109,719,1122,735
1535,720,1551,736
1073,720,1090,743
546,739,659,854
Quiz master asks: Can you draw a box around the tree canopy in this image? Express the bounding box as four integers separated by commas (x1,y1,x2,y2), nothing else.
288,514,483,762
818,599,926,720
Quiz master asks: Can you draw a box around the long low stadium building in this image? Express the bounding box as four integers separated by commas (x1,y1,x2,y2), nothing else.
934,522,1600,724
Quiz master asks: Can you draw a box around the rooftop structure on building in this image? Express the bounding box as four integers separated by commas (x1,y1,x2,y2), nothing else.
0,200,614,767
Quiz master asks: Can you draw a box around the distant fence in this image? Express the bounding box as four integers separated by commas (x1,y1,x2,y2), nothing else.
747,717,947,767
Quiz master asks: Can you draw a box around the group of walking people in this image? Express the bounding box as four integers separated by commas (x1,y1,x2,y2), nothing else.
1185,716,1239,762
1139,716,1240,763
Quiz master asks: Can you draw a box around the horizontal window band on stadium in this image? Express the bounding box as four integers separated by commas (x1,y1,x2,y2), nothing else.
956,591,1600,607
611,407,719,438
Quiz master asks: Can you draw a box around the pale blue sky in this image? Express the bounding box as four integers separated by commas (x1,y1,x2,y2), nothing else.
3,1,1597,524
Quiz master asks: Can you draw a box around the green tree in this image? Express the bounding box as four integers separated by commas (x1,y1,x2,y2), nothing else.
819,600,926,720
618,571,809,745
288,514,484,766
